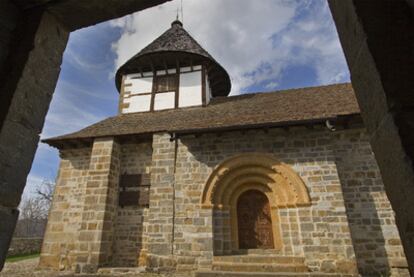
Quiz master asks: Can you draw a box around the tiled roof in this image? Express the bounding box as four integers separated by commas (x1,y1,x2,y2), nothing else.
43,83,360,148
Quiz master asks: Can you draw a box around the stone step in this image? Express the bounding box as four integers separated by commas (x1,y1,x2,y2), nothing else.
194,271,354,277
231,249,283,255
211,262,309,273
177,264,197,272
213,255,305,264
96,267,145,275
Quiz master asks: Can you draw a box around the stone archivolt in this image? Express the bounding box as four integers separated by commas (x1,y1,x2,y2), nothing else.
201,153,311,210
201,153,311,251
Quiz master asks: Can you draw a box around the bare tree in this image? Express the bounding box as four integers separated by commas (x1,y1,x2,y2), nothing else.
14,197,49,237
13,180,55,237
35,180,55,203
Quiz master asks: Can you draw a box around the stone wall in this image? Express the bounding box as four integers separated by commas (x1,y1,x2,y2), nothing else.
40,126,408,275
75,138,120,273
145,134,177,271
112,141,152,267
40,138,122,273
0,10,69,269
144,126,408,275
39,147,91,270
171,127,357,274
7,237,42,257
0,0,171,270
334,130,409,276
328,1,414,273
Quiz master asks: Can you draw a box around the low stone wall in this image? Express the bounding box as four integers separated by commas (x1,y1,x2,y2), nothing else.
7,237,43,257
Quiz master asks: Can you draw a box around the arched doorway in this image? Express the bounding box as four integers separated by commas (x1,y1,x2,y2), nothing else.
201,153,311,254
237,190,274,249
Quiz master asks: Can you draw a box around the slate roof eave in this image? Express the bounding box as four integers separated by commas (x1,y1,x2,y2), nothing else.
42,83,361,149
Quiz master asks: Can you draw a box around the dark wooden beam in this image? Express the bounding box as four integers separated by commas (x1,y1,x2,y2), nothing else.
175,61,180,108
201,65,206,106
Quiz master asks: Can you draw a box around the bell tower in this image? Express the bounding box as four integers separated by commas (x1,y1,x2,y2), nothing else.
115,20,231,114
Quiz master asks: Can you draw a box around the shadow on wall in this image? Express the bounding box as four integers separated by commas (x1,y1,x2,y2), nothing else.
111,142,152,267
334,133,394,275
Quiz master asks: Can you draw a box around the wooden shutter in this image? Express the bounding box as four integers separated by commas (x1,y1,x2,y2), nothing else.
118,174,150,207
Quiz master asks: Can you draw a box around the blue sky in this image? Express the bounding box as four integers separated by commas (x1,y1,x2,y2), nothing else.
23,0,350,199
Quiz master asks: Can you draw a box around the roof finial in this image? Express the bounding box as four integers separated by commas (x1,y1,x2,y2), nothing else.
181,0,184,25
172,3,183,28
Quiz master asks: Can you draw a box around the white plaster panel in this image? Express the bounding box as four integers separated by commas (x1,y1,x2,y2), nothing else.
179,71,202,107
180,66,192,73
180,66,202,73
156,70,166,76
125,73,140,80
155,69,177,75
124,77,153,95
154,92,175,110
123,94,151,113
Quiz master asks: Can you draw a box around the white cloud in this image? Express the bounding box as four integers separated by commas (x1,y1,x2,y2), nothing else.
110,0,349,95
41,93,103,138
64,27,114,75
265,81,280,90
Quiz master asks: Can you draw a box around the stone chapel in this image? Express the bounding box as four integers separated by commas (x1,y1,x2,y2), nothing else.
39,20,409,276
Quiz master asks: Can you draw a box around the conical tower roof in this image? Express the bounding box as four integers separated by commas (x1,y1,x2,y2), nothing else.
115,20,231,97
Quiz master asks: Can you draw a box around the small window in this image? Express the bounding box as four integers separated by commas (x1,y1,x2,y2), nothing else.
154,74,178,92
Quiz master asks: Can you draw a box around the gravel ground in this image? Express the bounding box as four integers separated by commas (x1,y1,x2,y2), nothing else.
0,258,174,277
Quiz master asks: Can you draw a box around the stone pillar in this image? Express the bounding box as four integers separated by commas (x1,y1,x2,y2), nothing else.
146,133,176,270
75,138,120,273
0,9,69,269
329,0,414,274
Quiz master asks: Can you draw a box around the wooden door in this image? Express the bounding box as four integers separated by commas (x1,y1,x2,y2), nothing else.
237,190,274,249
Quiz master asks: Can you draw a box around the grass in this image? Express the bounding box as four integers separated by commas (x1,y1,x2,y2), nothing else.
5,253,40,263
